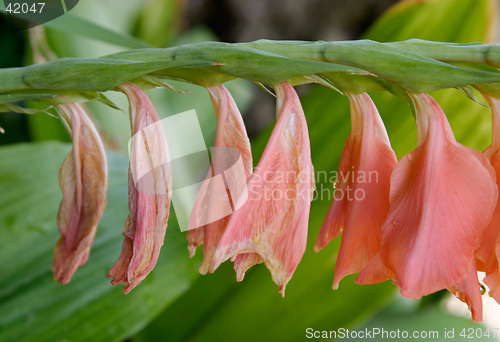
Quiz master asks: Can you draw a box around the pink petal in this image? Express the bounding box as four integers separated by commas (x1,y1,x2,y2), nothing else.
186,224,205,258
186,84,254,274
315,93,397,289
53,103,107,284
476,93,500,304
484,256,500,303
234,253,264,282
107,83,172,294
447,264,483,322
211,81,315,296
476,149,500,269
358,93,497,300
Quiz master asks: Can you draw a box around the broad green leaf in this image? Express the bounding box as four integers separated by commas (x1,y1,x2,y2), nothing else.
0,7,151,50
364,0,495,43
132,0,183,47
46,12,152,49
0,143,199,342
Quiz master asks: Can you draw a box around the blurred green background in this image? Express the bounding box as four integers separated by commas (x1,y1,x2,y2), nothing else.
0,0,499,341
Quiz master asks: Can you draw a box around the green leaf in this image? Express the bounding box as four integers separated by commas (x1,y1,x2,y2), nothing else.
45,12,152,49
0,142,200,342
364,0,495,43
0,7,151,50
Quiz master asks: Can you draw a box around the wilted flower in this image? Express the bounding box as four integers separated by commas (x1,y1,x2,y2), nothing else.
53,103,107,284
107,82,172,294
315,92,397,289
186,84,253,274
211,81,315,296
476,92,500,305
357,93,497,322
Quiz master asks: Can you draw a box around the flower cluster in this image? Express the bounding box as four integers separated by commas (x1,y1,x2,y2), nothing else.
188,82,314,296
52,79,500,322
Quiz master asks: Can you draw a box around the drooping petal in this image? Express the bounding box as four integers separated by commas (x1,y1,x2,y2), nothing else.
315,92,397,289
211,81,315,296
53,103,107,284
447,263,483,322
357,93,497,302
233,253,264,282
476,93,500,304
186,84,254,274
107,82,172,294
483,256,500,303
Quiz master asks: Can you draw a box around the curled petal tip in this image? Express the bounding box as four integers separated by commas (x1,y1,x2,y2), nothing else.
279,285,286,298
186,227,204,258
447,265,483,322
234,253,263,282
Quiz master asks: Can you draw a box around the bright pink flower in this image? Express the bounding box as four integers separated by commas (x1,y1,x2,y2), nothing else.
357,93,497,321
186,84,253,274
53,103,107,284
211,81,315,297
476,93,500,305
315,92,397,289
108,83,172,294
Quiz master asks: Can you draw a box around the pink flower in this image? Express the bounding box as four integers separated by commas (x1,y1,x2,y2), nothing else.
315,92,397,289
53,103,107,284
107,83,172,294
357,93,497,322
476,92,500,305
186,84,253,274
211,81,315,297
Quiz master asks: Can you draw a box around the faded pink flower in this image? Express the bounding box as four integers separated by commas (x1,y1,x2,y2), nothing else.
108,83,172,294
315,92,397,289
476,92,500,306
186,84,253,274
357,93,497,322
53,103,107,284
211,81,315,296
